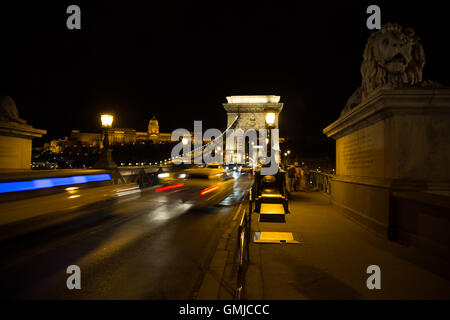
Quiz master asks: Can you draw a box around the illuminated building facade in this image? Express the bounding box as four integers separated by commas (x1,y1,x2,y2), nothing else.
49,115,174,153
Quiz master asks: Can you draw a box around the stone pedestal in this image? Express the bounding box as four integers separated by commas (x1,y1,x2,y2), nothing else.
324,88,450,256
93,148,117,170
0,121,46,169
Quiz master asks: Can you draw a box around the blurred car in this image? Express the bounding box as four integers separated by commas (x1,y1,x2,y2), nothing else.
156,167,234,209
157,171,177,184
205,163,230,172
0,171,140,241
206,163,223,169
206,163,234,177
156,164,195,183
239,165,253,175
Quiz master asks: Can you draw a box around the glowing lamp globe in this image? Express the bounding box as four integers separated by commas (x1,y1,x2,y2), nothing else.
100,114,114,127
265,112,275,126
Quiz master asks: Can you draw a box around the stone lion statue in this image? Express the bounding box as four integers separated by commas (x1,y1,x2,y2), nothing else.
0,95,27,124
342,23,441,115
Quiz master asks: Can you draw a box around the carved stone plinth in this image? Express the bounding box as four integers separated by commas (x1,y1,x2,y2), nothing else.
324,88,450,259
0,120,46,169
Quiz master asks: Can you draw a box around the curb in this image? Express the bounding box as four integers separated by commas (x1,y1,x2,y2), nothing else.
196,202,245,299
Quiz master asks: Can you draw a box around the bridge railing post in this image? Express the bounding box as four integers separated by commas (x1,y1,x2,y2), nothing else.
309,170,333,195
235,181,254,300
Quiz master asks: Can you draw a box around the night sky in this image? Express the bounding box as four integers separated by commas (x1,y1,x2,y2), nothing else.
1,1,450,155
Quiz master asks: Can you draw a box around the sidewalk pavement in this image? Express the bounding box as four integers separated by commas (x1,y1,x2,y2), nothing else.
245,191,450,299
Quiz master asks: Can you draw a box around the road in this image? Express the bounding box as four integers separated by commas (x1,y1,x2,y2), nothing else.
0,175,253,299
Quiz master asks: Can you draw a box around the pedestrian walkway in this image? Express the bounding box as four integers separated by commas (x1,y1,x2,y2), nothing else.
245,191,450,299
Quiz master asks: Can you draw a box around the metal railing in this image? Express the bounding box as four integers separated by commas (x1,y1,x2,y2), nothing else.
309,170,333,195
115,166,171,187
235,186,253,300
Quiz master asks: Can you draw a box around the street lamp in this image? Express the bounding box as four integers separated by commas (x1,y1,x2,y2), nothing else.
265,111,276,162
101,114,113,127
93,113,117,169
100,114,113,151
265,112,275,126
182,137,189,145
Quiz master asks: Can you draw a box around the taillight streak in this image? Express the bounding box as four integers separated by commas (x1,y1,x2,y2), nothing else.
155,183,184,192
200,185,219,196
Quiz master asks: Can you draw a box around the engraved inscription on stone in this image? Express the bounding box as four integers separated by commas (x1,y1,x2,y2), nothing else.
343,134,374,170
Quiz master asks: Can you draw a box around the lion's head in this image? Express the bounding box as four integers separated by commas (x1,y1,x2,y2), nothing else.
342,23,442,115
361,23,425,99
0,95,26,124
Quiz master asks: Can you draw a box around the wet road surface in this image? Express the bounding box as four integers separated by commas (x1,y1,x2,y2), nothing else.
0,175,253,299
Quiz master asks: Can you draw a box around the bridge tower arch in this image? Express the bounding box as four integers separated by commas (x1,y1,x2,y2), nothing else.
222,95,283,164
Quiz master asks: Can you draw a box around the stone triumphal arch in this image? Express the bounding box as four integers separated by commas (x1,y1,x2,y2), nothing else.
222,95,283,165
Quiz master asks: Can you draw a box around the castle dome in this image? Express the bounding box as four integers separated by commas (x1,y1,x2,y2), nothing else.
148,114,159,134
149,115,158,127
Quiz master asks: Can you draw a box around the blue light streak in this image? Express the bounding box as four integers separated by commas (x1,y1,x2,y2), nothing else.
0,174,112,194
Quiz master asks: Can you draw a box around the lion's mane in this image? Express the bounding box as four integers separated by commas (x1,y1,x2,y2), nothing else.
342,23,436,115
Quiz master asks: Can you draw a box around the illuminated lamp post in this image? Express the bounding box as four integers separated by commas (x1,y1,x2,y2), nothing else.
93,114,117,169
265,111,276,163
265,112,275,127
